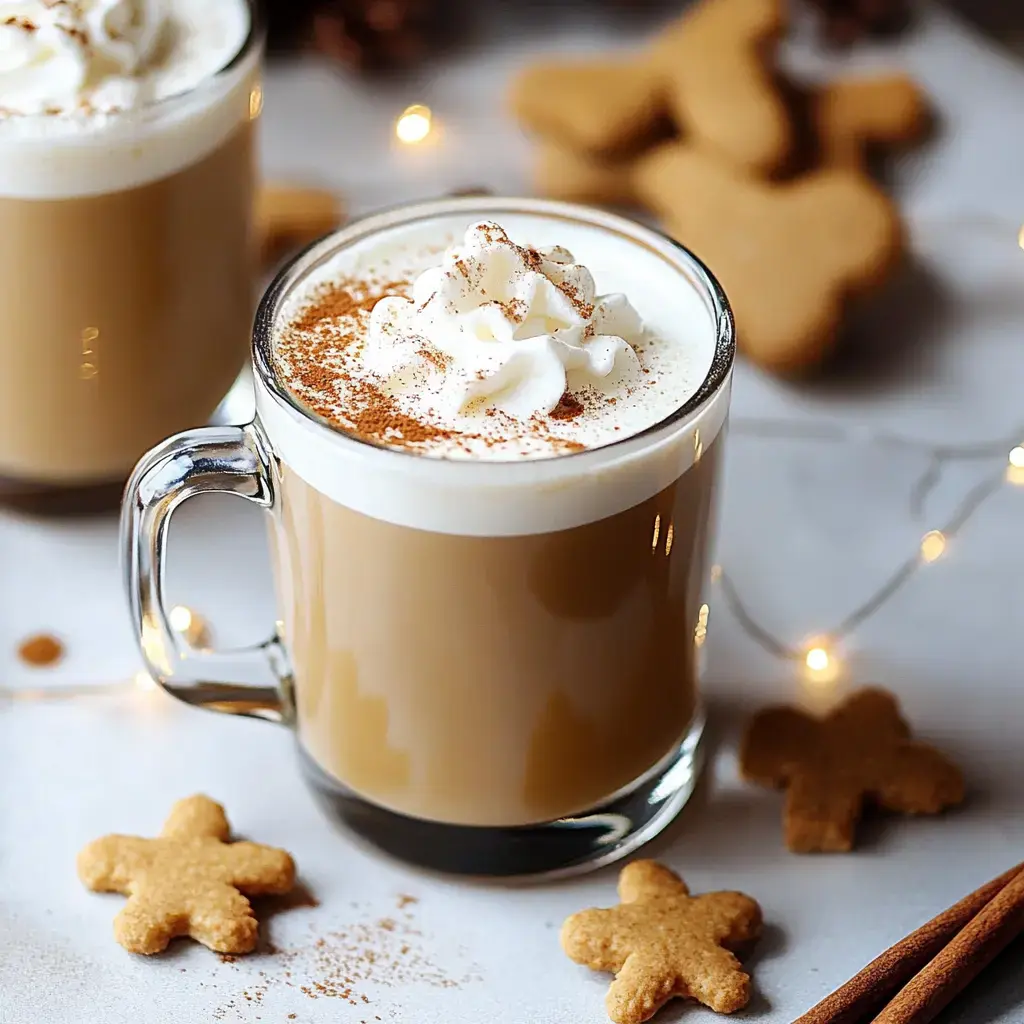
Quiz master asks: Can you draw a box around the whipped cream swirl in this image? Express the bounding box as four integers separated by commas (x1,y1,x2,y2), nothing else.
0,0,166,114
367,222,646,421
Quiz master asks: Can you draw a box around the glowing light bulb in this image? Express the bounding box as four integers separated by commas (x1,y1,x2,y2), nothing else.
169,605,193,632
805,647,830,673
802,640,841,685
920,530,946,564
651,514,661,552
1018,224,1024,250
665,523,675,557
395,104,432,144
249,84,263,120
1009,446,1024,469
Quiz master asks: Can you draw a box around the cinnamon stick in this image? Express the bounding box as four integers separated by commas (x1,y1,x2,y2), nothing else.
793,861,1024,1024
871,865,1024,1024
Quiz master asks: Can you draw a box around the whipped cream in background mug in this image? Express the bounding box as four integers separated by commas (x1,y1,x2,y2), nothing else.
0,0,249,117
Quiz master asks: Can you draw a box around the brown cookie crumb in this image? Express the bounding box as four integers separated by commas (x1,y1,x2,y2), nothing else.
17,633,64,668
561,860,762,1023
740,687,965,852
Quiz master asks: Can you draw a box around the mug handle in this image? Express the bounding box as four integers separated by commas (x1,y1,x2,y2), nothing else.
122,422,293,724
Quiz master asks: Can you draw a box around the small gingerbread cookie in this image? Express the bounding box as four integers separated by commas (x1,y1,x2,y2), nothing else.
77,795,296,955
653,0,792,175
532,142,639,208
509,59,669,160
741,687,965,853
561,860,762,1024
634,143,902,372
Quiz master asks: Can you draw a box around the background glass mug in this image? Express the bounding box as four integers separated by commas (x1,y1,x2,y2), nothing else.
0,1,262,514
122,197,735,877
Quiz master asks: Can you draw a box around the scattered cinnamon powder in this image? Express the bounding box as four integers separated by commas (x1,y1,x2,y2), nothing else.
3,16,37,30
550,391,585,421
17,634,64,668
416,345,451,373
212,902,478,1020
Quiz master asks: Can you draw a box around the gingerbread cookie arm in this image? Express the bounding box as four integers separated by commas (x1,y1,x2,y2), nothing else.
678,944,752,1014
605,952,680,1024
161,795,231,841
692,891,763,950
184,886,261,954
561,907,631,972
114,892,190,955
225,842,297,895
509,60,667,159
655,0,791,175
740,705,818,786
816,75,930,169
618,859,690,902
785,772,864,853
76,836,154,893
875,742,966,815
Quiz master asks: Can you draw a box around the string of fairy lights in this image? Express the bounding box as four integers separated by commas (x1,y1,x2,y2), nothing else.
0,106,1021,700
711,420,1024,683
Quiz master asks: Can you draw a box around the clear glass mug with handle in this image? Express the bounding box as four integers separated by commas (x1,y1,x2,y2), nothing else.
122,197,735,878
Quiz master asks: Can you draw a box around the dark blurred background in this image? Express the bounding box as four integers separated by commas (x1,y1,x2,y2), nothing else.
263,0,1024,74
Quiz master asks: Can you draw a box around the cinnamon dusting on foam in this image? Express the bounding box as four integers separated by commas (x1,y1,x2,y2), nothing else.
271,219,709,461
275,277,586,456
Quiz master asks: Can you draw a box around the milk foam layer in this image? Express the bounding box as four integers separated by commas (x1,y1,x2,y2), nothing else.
275,213,716,461
0,0,253,198
260,200,733,534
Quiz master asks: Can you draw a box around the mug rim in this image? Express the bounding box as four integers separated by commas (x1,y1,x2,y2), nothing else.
252,195,735,469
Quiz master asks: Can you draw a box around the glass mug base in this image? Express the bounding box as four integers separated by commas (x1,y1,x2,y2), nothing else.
298,714,705,878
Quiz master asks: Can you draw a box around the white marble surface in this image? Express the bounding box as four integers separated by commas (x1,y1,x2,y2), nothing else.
3,4,1024,1023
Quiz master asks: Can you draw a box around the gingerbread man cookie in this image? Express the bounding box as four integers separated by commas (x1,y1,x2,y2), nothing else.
741,687,965,853
561,860,762,1024
653,0,792,175
77,795,296,955
634,143,902,372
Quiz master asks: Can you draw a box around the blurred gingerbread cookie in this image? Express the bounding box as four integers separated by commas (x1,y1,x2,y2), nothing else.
740,687,965,852
652,0,792,175
634,144,902,373
510,59,669,160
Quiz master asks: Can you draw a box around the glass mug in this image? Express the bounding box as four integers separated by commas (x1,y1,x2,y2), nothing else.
0,2,263,514
123,197,735,877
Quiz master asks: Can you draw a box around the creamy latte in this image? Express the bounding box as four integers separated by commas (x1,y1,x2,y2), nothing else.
263,207,730,832
0,0,258,510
